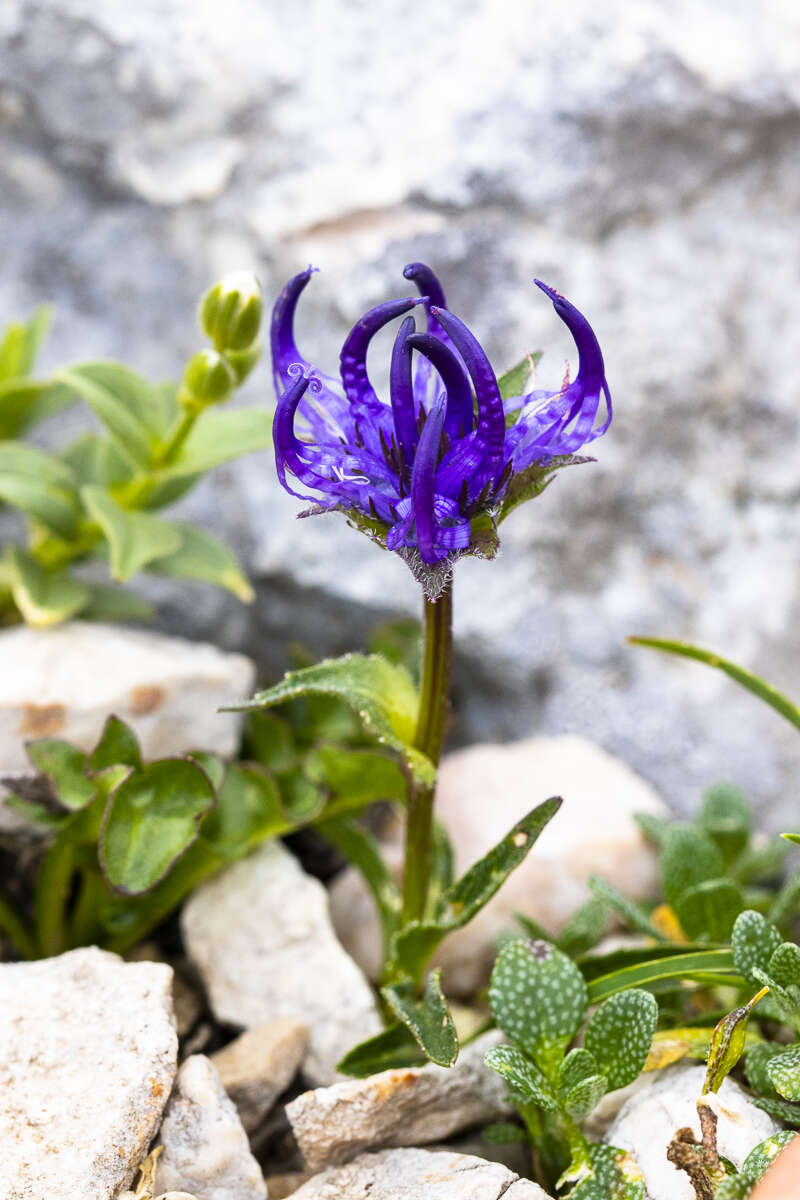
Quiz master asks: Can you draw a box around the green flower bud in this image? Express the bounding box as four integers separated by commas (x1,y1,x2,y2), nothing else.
225,340,262,385
199,271,263,353
179,350,237,412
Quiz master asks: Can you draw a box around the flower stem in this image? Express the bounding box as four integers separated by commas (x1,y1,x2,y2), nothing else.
401,579,453,928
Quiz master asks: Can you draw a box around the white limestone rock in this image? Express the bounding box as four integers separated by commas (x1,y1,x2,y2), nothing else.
282,1147,550,1199
604,1063,781,1200
286,1031,512,1172
154,1055,266,1200
211,1018,309,1132
182,839,382,1084
0,946,177,1200
332,736,664,995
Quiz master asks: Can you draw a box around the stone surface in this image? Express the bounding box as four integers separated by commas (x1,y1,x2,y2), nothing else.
286,1031,512,1172
604,1063,781,1200
154,1055,266,1200
282,1148,550,1199
4,2,800,826
0,946,177,1200
0,622,254,823
211,1018,309,1132
181,839,382,1084
332,735,665,996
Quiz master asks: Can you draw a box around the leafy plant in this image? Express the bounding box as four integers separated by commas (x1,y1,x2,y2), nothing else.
0,273,271,627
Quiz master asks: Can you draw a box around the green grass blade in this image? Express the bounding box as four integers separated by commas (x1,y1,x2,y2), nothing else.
586,949,742,1003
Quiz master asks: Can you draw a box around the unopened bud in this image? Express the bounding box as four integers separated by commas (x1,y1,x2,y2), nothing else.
179,350,237,411
199,271,263,353
225,340,262,385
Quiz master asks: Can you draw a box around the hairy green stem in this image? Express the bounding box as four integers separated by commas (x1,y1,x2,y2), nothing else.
400,579,453,928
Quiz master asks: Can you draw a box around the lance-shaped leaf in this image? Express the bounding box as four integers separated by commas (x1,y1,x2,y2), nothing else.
585,990,658,1091
336,1022,426,1077
56,363,168,468
703,987,769,1094
557,896,611,957
0,442,80,537
88,715,142,773
589,875,666,941
382,970,457,1068
26,738,95,812
81,485,182,582
586,948,741,1003
660,825,723,909
148,523,254,603
0,378,72,438
732,910,783,984
676,878,744,943
157,406,274,478
484,1043,558,1111
318,815,401,953
5,547,89,627
100,759,216,894
768,1047,800,1101
489,937,587,1075
223,653,433,783
391,798,562,981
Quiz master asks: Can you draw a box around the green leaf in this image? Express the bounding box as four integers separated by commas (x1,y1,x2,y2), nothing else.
304,743,406,808
709,1177,751,1200
0,442,80,537
697,784,752,866
61,433,134,488
56,363,167,469
586,948,741,1004
768,941,800,990
585,990,658,1090
769,870,800,928
88,716,142,772
629,637,800,735
79,583,154,623
148,522,254,602
499,454,592,524
751,1096,800,1125
157,406,274,478
768,1047,800,1101
489,938,587,1072
382,970,458,1067
563,1073,609,1121
703,988,769,1094
100,759,216,894
201,763,284,860
483,1043,559,1111
557,897,611,957
187,751,226,791
248,711,298,773
2,794,66,831
81,485,182,581
589,875,666,941
562,1142,646,1200
318,815,401,952
391,798,562,981
280,765,326,823
224,653,432,783
26,739,96,812
480,1122,528,1145
732,910,783,984
559,1047,602,1095
732,836,790,885
336,1021,426,1076
746,1042,784,1097
741,1131,797,1181
676,878,744,942
633,811,671,847
498,355,537,403
0,307,51,379
660,825,724,909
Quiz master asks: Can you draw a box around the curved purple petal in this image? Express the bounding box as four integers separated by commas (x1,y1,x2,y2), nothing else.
274,370,368,508
403,262,447,317
405,332,474,442
339,296,422,412
389,316,418,480
410,393,446,564
533,279,607,398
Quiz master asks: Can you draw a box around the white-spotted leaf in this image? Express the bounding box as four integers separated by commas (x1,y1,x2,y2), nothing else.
732,910,782,983
585,989,658,1090
489,938,587,1072
484,1043,558,1111
768,1046,800,1101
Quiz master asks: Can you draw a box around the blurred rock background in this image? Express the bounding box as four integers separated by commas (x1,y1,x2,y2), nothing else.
2,0,800,826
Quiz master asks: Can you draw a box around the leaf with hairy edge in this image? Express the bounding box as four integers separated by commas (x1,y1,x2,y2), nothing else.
26,739,95,811
629,637,800,735
383,970,457,1068
81,486,182,582
88,716,142,773
586,948,741,1003
585,990,658,1091
768,1047,800,1101
484,1044,558,1111
660,825,723,909
318,815,401,952
732,910,783,984
676,879,744,942
489,938,587,1074
201,763,284,861
499,455,593,524
223,653,432,783
157,407,274,478
589,875,666,941
391,798,562,981
5,547,89,627
100,759,216,894
56,363,167,468
148,523,254,602
337,1022,426,1076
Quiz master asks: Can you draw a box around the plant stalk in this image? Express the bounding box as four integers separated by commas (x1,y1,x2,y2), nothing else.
400,579,453,927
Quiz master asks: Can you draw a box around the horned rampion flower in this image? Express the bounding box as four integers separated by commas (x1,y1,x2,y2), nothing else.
271,263,611,597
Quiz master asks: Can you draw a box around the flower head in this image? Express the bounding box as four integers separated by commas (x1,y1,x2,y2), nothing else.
271,263,611,596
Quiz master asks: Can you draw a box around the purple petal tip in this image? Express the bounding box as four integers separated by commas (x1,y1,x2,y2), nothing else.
534,279,561,302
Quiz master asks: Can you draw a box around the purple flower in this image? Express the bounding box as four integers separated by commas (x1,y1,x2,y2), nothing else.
271,263,611,594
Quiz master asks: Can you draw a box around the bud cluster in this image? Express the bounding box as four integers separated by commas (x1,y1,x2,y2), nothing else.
179,271,263,412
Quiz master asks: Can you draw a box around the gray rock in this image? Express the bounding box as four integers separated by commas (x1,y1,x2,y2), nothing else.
285,1031,512,1173
604,1063,781,1200
181,840,382,1084
282,1147,550,1199
211,1018,309,1132
154,1055,266,1200
331,736,664,996
0,946,177,1200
